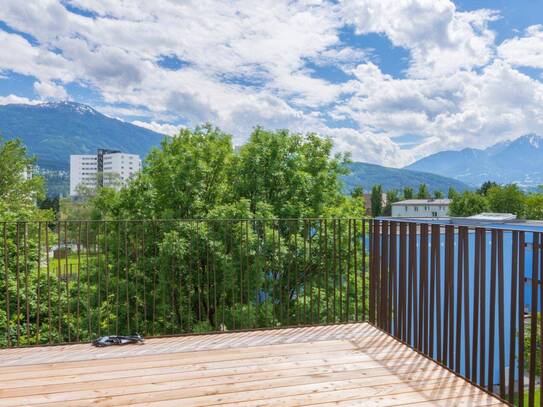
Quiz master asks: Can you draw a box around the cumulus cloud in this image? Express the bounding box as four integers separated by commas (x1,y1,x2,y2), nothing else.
132,120,183,136
0,0,542,167
499,25,543,69
0,94,42,105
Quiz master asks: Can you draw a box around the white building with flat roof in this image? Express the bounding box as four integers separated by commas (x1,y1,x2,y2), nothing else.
70,149,141,197
391,199,451,218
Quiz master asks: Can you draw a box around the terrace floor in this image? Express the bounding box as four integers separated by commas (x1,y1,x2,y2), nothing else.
0,323,506,406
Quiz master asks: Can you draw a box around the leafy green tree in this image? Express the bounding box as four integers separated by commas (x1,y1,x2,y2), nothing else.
449,191,489,217
486,184,525,217
403,187,413,200
383,189,400,216
0,138,47,221
525,193,543,220
371,185,383,217
351,185,364,198
477,181,499,196
447,187,459,200
433,190,444,199
417,184,430,199
235,128,349,219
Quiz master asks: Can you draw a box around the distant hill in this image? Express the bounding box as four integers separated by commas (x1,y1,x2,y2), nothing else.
0,101,165,171
342,162,470,194
405,134,543,189
0,101,166,196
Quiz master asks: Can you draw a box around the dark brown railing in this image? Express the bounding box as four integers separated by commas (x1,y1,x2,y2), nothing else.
3,217,543,405
1,219,370,347
371,218,543,407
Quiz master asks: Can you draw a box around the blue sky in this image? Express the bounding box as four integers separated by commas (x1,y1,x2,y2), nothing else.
0,0,542,166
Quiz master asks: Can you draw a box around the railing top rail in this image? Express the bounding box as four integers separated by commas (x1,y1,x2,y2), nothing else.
376,216,543,233
0,217,372,224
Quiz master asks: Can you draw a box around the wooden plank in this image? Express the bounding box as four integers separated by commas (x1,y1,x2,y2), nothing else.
0,323,505,407
0,366,456,406
0,346,431,390
18,375,468,407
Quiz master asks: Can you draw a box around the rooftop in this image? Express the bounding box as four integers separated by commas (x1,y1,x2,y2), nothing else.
0,323,505,406
391,199,451,206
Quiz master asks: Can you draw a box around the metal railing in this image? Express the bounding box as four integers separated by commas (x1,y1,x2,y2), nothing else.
371,218,543,406
1,219,370,347
4,216,543,405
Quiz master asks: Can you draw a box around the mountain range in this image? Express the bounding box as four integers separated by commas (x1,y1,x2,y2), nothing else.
0,101,165,171
343,162,470,194
0,101,521,196
406,134,543,189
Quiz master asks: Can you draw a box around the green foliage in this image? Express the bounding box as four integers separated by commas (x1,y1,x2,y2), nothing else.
486,184,526,217
477,181,499,196
525,194,543,220
371,185,383,217
383,189,400,216
448,187,458,200
403,187,413,200
350,185,364,198
417,183,430,199
449,191,489,217
433,190,444,199
0,138,49,221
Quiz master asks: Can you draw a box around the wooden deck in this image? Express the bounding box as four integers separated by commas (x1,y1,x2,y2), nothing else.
0,323,506,406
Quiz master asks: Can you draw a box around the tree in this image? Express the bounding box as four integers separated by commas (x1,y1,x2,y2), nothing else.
351,185,364,198
417,184,430,199
486,184,525,217
383,189,400,216
433,190,444,199
235,128,349,219
449,191,489,217
447,187,458,200
525,194,543,220
0,137,47,221
477,181,499,196
371,185,383,217
403,187,413,200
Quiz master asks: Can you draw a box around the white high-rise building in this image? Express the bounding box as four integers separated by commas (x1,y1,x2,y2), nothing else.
70,149,142,197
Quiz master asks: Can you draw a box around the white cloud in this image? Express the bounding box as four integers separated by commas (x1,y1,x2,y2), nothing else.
33,80,69,100
131,120,183,136
499,25,543,69
0,94,42,105
0,0,542,167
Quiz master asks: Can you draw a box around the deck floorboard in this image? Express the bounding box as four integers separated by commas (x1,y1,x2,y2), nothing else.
0,323,506,406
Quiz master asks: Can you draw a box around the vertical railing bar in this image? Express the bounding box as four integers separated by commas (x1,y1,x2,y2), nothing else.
462,227,471,380
338,219,343,323
399,222,406,342
332,219,337,323
488,229,497,391
497,229,505,399
442,225,450,367
509,231,519,403
4,224,11,347
455,225,463,373
362,218,371,321
519,231,526,407
407,222,415,346
324,219,329,324
420,223,428,353
96,222,101,338
472,227,481,383
480,228,486,387
354,219,358,322
15,222,20,346
380,221,388,329
24,222,30,342
390,221,398,337
429,224,436,358
346,219,351,323
528,232,539,406
36,222,42,345
115,222,120,336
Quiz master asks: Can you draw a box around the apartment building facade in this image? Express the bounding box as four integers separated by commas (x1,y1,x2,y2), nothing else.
70,149,141,196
